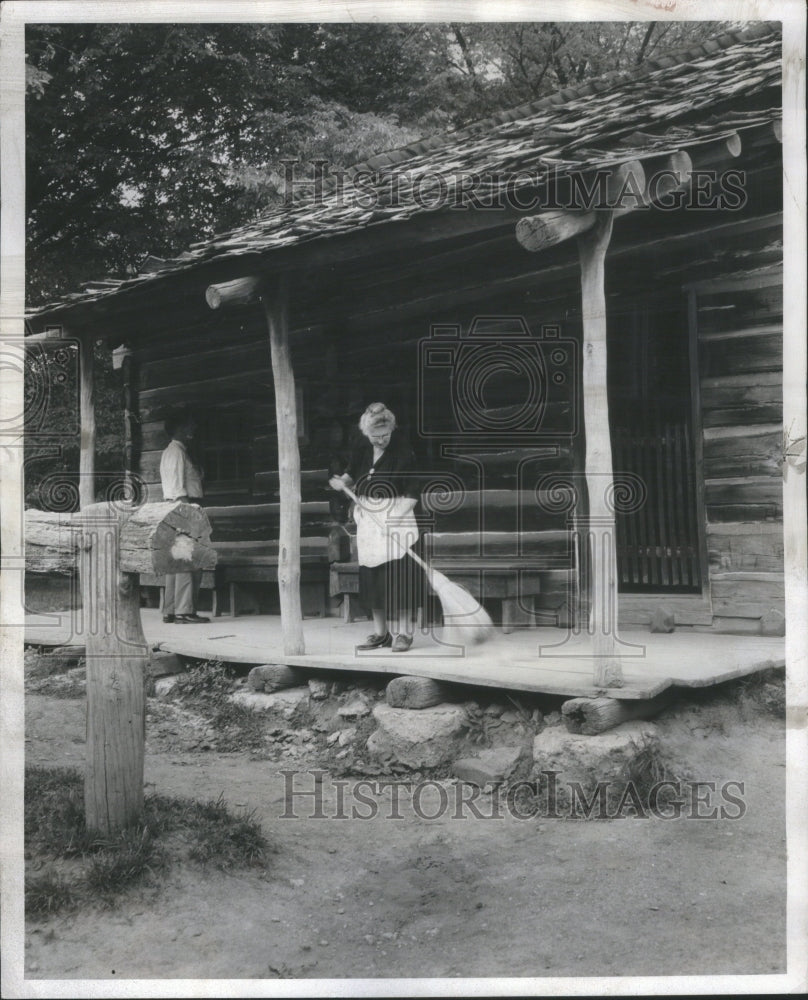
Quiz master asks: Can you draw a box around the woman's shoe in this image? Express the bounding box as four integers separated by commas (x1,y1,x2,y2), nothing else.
356,631,393,650
162,614,175,624
391,633,413,652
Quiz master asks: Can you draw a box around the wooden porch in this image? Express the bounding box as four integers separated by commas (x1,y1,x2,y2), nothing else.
25,609,784,701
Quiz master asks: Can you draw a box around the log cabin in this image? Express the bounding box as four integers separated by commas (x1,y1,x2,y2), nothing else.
25,23,785,683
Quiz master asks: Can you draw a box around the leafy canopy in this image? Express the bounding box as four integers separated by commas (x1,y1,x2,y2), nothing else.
26,21,731,306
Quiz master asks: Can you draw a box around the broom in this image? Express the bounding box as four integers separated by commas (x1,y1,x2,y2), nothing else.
338,483,494,645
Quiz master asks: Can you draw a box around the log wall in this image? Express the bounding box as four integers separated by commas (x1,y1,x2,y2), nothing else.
693,249,784,622
128,199,784,627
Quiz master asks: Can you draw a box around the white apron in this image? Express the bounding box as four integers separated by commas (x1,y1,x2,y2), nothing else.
354,496,419,568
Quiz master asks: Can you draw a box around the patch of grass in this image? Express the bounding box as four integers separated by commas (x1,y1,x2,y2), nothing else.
25,870,78,919
617,736,685,806
166,659,270,752
25,767,93,856
464,703,492,747
25,766,271,920
84,826,162,900
207,700,269,753
184,795,268,870
26,672,86,699
735,667,786,719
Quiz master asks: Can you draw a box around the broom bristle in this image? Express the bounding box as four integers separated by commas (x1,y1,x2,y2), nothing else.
430,568,495,645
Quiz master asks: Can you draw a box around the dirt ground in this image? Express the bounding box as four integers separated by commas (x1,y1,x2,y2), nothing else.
23,666,786,982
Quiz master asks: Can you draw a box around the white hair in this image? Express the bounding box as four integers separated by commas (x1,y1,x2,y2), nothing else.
359,403,396,437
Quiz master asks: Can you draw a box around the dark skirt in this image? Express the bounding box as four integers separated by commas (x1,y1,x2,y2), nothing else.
359,553,428,618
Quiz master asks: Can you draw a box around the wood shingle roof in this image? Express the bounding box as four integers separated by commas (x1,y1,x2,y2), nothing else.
27,22,781,320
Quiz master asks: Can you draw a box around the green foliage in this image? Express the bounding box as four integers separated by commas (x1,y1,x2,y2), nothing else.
25,766,270,919
168,660,268,752
26,21,733,306
25,871,78,918
24,338,125,508
735,667,786,719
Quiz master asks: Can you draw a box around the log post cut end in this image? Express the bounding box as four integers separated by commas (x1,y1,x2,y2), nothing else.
206,276,264,310
119,501,216,575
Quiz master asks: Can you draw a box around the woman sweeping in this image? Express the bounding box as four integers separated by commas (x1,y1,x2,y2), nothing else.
329,402,424,652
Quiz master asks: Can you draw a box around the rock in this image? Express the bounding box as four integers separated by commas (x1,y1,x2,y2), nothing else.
148,651,186,678
27,647,83,677
308,678,331,700
337,697,371,718
247,663,305,693
452,746,524,786
154,675,181,697
532,722,660,787
338,727,357,747
386,675,446,709
485,703,506,717
230,687,309,718
650,607,675,633
498,710,525,727
544,711,562,727
326,731,341,745
366,703,468,768
759,608,786,637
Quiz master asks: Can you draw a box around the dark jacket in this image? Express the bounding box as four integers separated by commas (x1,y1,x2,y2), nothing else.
345,429,422,502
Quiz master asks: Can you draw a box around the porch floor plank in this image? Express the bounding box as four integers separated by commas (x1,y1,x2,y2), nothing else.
24,610,784,702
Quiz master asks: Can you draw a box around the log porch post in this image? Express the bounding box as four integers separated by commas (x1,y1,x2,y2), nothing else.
78,331,96,508
206,274,305,655
261,276,305,655
577,211,623,687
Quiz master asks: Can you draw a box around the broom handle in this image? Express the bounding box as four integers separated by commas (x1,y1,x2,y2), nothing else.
338,484,431,575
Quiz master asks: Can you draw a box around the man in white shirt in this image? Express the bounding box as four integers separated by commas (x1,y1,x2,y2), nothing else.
159,411,209,624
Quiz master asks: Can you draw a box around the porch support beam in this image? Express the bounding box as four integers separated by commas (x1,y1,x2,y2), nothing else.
78,331,96,508
515,159,646,253
207,274,305,655
577,211,623,688
515,153,700,253
261,276,305,655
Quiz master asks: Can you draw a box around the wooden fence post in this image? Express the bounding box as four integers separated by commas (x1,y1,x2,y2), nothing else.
80,502,147,833
26,501,216,834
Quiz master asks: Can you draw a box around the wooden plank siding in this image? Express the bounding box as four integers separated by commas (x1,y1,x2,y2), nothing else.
691,254,784,622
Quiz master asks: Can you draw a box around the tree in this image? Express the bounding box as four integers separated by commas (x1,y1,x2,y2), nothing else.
26,21,734,306
25,23,428,306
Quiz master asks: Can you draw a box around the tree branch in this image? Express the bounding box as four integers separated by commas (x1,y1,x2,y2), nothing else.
635,22,657,65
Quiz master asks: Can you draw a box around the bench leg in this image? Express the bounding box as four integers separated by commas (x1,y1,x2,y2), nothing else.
501,595,536,634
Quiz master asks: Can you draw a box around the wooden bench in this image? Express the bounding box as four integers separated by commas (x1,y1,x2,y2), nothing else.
212,539,331,617
205,502,333,617
329,529,579,633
